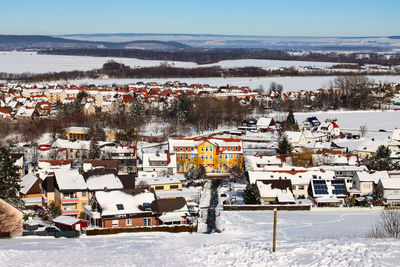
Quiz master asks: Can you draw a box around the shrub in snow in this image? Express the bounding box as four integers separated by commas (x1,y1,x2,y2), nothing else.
369,210,400,239
244,183,261,205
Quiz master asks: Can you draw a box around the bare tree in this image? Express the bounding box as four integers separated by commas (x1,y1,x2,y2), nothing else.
360,124,368,137
380,210,400,238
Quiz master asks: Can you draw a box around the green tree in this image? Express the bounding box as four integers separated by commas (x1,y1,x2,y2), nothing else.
130,101,146,117
77,90,89,103
229,165,245,183
88,122,106,141
0,147,21,205
369,145,396,171
285,110,299,131
47,201,61,219
277,135,293,155
244,183,261,204
89,137,101,159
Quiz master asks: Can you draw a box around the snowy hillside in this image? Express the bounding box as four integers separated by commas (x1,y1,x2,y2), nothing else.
1,209,399,266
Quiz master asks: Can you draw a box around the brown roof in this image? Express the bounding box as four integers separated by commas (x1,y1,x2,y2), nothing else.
83,160,118,170
150,197,186,213
42,176,55,193
118,174,135,190
258,179,293,192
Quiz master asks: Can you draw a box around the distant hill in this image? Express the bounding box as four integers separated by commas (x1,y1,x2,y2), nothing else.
0,35,190,51
56,33,400,51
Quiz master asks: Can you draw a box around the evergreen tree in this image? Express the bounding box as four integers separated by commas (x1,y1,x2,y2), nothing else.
229,165,245,183
130,101,146,117
0,147,21,204
89,137,101,159
285,110,298,131
47,201,61,219
244,183,261,204
369,145,397,171
277,135,293,155
88,122,106,141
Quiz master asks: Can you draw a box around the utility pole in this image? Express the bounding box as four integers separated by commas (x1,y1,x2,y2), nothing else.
273,208,277,252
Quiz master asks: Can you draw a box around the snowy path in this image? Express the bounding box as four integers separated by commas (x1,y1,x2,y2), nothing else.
1,210,399,266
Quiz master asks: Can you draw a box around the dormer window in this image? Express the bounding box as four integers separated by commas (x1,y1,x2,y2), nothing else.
116,204,124,210
143,203,151,211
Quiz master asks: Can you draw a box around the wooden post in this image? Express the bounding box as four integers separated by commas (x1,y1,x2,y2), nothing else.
273,208,277,252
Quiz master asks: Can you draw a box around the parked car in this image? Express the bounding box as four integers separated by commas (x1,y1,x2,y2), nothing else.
45,226,60,233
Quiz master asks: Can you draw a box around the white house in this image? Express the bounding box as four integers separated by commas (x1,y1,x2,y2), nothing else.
378,178,400,206
352,171,390,196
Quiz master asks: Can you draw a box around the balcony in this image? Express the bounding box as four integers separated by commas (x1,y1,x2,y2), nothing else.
62,209,80,215
61,198,80,204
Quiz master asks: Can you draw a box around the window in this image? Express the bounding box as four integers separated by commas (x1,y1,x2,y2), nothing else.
155,186,164,190
205,155,208,160
63,192,75,199
292,185,297,190
210,147,213,152
170,185,179,189
82,191,86,197
63,204,75,211
112,220,119,227
219,155,222,159
210,155,213,160
299,185,305,190
185,155,188,160
144,218,152,226
116,204,124,210
206,147,208,152
201,147,204,152
126,219,132,226
363,183,371,189
200,155,204,160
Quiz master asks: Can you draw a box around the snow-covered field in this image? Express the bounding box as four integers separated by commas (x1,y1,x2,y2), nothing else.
294,110,400,132
2,209,399,266
0,51,337,74
1,52,399,91
66,75,400,92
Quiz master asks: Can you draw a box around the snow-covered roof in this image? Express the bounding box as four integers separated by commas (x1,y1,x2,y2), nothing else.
248,170,336,185
245,155,282,171
256,117,273,128
67,126,90,131
54,169,87,191
86,173,123,191
95,190,155,216
379,178,400,189
137,175,183,186
284,131,304,144
53,215,81,226
168,138,243,153
158,213,185,223
392,129,400,141
356,171,390,183
257,181,295,203
19,174,39,195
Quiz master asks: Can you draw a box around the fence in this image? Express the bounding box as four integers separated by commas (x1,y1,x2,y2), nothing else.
22,230,80,238
223,205,311,211
85,224,196,236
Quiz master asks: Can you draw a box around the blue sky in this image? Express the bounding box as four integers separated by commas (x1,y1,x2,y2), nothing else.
1,0,399,36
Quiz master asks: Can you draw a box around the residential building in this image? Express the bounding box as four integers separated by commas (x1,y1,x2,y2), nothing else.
0,199,22,237
169,138,244,174
352,171,390,196
378,178,400,206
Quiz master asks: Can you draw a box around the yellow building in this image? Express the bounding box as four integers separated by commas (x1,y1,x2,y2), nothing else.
169,138,244,174
53,169,89,218
64,126,116,142
64,127,90,140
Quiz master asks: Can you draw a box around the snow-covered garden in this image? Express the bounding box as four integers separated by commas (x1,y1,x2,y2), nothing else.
1,209,399,266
